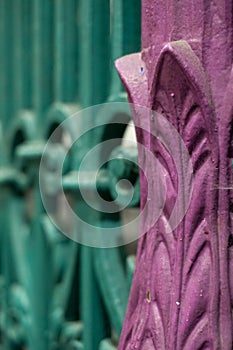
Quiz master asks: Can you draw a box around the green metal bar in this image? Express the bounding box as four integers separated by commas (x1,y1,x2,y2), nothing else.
54,0,65,102
22,0,33,109
1,189,17,350
47,220,79,317
54,0,77,103
109,0,124,97
78,198,109,349
3,0,14,130
0,1,7,132
0,180,28,348
122,0,141,55
15,146,54,350
26,190,54,350
12,0,24,113
26,218,54,350
65,0,78,103
78,0,92,107
32,0,53,123
94,247,128,338
78,0,110,107
81,245,109,349
109,0,141,99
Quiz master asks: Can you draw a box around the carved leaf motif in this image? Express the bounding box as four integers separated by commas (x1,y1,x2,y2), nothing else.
151,42,218,350
220,69,233,348
118,42,219,350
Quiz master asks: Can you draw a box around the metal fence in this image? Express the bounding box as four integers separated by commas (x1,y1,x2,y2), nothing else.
0,1,141,349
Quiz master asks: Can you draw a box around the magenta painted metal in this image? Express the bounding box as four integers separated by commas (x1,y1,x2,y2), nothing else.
116,1,233,349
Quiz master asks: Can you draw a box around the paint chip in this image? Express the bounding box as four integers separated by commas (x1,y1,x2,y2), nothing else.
140,67,144,74
146,290,151,303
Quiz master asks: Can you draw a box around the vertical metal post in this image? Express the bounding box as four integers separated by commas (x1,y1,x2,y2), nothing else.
78,0,110,108
109,0,141,99
32,0,53,124
22,0,33,110
54,0,77,103
12,0,24,114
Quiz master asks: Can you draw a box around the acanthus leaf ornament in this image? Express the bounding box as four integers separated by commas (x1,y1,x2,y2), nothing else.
116,41,223,350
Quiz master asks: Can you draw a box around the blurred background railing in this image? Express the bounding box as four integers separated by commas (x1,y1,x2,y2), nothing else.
0,1,141,349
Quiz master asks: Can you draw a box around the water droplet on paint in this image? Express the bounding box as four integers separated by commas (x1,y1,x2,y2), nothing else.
176,301,180,306
170,92,175,97
140,67,144,74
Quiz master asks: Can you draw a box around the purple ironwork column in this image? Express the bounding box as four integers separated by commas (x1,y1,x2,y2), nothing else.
116,1,233,349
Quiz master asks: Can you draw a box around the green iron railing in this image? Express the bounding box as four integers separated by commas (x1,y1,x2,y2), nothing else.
0,1,141,349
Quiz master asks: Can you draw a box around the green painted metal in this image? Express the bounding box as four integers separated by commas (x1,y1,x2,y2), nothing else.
0,1,140,349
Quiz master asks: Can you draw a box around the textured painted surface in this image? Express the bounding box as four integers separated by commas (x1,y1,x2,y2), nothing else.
116,1,233,349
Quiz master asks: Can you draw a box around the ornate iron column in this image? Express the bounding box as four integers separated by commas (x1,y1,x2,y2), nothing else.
116,1,233,349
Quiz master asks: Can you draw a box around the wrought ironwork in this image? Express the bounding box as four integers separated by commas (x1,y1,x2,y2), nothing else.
0,1,141,349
